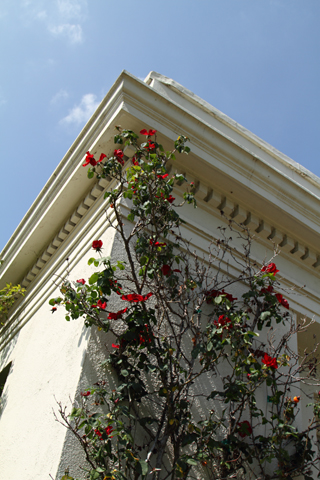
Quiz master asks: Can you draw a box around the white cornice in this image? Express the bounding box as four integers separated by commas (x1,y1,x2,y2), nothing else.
145,71,320,193
1,69,320,302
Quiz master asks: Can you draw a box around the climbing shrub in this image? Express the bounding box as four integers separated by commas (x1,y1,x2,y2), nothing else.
52,128,320,480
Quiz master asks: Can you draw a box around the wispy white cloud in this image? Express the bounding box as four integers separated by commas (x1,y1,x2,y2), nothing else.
57,0,86,20
50,89,69,105
60,93,100,125
36,10,47,20
49,23,83,43
20,0,87,44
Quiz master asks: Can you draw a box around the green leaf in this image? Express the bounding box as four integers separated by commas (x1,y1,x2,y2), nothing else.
89,273,99,285
181,433,197,447
191,344,202,359
138,460,149,476
246,331,259,337
260,311,271,321
186,458,197,466
140,256,148,266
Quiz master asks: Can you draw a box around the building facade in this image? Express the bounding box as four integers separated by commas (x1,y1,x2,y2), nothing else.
1,71,320,479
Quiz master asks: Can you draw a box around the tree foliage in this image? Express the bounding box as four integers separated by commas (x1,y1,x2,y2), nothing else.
0,282,25,324
52,128,320,480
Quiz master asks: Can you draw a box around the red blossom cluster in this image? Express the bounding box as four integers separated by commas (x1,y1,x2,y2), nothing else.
51,307,57,313
275,293,289,309
237,420,252,438
80,391,91,397
157,173,168,179
261,353,278,369
214,315,232,331
145,141,156,151
160,264,181,276
91,299,107,310
139,324,152,345
155,192,175,203
82,151,106,167
140,128,157,136
260,285,274,295
161,265,171,276
95,426,113,438
108,308,128,320
92,240,103,251
150,239,167,247
114,149,124,165
121,292,153,303
261,262,279,275
76,279,86,285
258,264,290,309
206,289,237,303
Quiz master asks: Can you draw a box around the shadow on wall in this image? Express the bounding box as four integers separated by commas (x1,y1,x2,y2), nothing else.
54,327,118,480
0,360,13,420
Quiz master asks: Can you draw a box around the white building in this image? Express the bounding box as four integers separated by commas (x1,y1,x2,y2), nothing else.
1,71,320,479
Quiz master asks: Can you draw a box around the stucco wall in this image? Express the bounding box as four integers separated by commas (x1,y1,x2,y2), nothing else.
0,224,117,480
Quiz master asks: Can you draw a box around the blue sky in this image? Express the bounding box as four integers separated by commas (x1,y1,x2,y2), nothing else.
1,0,320,252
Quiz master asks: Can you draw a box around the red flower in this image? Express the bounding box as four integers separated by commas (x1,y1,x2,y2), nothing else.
237,420,252,438
261,353,278,369
275,293,289,310
132,156,139,166
97,299,107,310
112,343,120,349
260,285,274,295
140,128,157,136
82,151,97,167
98,153,106,163
76,279,86,285
95,429,102,438
91,300,107,310
108,307,128,320
139,324,152,345
92,240,103,251
214,315,232,331
145,141,156,150
155,192,175,203
114,149,124,165
51,307,57,313
81,391,91,397
105,426,113,436
206,289,237,303
150,239,167,247
157,173,169,179
121,292,153,302
261,263,279,275
161,265,171,276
